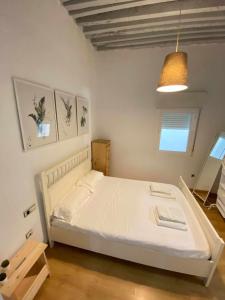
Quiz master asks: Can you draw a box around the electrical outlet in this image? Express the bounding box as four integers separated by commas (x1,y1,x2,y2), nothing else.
23,203,36,218
25,229,33,239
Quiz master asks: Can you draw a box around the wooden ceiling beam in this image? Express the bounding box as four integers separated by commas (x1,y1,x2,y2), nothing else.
62,0,138,11
91,26,225,45
97,36,225,50
61,0,225,50
83,11,225,36
86,20,225,40
76,0,225,26
93,32,225,48
67,0,176,18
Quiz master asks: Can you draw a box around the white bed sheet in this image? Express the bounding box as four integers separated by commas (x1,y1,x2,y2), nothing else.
52,176,210,260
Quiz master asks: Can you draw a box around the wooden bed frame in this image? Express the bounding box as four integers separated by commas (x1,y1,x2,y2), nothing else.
40,147,224,287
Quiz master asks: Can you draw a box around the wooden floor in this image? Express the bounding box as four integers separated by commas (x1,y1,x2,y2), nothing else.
35,199,225,300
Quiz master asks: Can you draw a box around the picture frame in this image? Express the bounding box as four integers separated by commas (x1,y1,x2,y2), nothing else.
54,90,77,141
13,78,58,151
76,96,89,136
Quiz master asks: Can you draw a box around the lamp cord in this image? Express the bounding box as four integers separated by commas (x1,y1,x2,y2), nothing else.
175,8,182,52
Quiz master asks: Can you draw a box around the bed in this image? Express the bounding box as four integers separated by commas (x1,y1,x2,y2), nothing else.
40,147,224,286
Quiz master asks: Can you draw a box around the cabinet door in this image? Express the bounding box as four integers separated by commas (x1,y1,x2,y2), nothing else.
105,145,110,176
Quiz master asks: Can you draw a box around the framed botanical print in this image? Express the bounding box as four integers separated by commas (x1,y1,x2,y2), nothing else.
13,78,57,151
54,90,77,141
76,96,89,136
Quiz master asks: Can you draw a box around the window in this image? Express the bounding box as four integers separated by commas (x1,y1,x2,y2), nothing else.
159,109,199,153
210,134,225,160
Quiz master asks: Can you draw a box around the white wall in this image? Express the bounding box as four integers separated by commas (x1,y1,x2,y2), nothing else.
93,44,225,187
0,0,96,259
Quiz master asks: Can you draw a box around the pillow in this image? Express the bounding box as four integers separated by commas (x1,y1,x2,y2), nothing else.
53,186,91,222
76,170,104,192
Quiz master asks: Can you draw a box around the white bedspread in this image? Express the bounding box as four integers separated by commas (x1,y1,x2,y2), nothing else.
52,176,210,259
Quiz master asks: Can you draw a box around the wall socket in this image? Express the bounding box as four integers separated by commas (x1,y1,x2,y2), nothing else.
23,203,36,218
25,229,33,239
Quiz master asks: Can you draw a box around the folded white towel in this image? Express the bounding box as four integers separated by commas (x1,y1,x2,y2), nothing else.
150,183,171,195
156,205,186,225
154,209,187,231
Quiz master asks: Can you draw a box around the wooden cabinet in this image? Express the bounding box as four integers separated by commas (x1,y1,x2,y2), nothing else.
92,139,110,176
0,240,50,300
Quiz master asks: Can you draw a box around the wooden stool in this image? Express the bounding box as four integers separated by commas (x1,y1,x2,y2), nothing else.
0,240,50,300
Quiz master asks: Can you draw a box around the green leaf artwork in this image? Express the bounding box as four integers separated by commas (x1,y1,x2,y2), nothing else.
28,96,46,127
80,105,88,127
60,97,72,126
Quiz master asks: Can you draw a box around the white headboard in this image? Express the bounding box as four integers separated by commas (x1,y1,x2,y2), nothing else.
40,147,91,244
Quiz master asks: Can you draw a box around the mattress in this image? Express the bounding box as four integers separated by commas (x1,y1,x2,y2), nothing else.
52,176,210,259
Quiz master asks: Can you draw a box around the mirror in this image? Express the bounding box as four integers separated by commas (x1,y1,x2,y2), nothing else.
193,132,225,203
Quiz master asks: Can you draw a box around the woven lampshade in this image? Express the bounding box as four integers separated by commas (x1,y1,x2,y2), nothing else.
157,51,188,92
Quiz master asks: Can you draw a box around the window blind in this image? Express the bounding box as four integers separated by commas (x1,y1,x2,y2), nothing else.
161,112,192,130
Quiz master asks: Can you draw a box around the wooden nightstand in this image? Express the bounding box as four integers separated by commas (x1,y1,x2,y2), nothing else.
92,139,111,176
0,240,50,300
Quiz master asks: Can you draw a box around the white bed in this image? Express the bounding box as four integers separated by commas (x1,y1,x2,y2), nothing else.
40,147,224,286
52,176,210,259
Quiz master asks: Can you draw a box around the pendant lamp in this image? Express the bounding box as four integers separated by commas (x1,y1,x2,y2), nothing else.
157,9,188,93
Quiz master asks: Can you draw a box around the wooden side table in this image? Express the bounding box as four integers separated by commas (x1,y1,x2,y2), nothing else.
0,240,50,300
92,139,111,176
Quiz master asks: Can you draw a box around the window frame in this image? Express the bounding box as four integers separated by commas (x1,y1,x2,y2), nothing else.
209,132,225,160
158,108,200,155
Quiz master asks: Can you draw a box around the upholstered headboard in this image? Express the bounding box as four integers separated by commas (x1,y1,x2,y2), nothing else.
40,147,91,244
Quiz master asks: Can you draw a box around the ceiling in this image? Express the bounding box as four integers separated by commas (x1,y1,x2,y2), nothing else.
61,0,225,51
